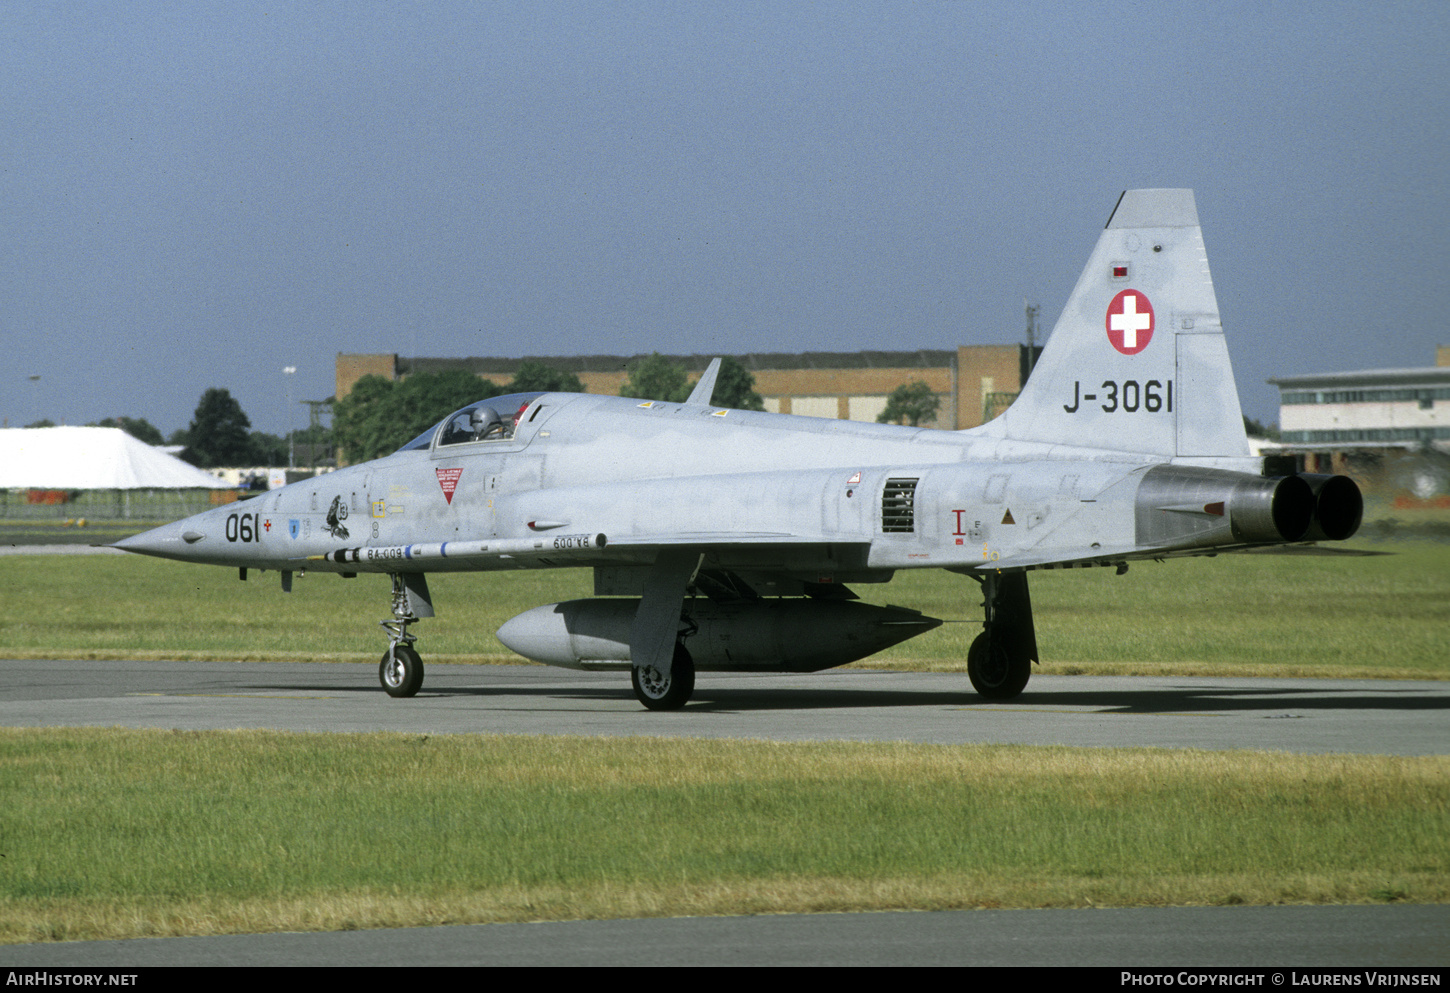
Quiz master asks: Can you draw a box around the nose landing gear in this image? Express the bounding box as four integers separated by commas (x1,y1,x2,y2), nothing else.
378,572,433,698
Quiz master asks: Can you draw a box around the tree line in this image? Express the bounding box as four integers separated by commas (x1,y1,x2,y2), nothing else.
32,358,936,470
27,391,328,470
21,356,768,470
33,356,1275,470
166,388,332,468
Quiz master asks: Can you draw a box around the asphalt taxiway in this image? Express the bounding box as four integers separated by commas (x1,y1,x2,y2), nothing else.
4,905,1446,967
2,659,1446,755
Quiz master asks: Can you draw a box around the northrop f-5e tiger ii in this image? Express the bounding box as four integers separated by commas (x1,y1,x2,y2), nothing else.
118,190,1363,709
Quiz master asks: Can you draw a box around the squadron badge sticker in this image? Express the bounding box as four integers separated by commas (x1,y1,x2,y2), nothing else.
323,496,350,539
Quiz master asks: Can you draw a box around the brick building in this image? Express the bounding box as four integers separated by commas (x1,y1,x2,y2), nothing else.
336,345,1040,433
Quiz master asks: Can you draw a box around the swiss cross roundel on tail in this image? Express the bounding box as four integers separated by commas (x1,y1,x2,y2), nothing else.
1105,289,1154,355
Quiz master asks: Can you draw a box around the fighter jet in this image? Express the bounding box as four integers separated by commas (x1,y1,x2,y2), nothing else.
117,189,1362,709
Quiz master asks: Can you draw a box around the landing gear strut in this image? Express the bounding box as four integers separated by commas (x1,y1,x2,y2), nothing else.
378,573,431,698
967,571,1037,700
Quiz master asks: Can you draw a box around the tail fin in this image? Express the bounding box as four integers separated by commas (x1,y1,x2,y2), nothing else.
985,189,1248,458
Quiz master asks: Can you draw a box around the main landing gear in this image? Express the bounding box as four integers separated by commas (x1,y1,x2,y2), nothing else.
378,573,432,698
966,571,1037,700
631,644,696,711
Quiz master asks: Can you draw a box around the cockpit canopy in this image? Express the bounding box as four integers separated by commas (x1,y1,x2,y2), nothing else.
395,392,547,453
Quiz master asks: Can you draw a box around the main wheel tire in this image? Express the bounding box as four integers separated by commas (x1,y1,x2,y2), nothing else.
967,632,1030,700
379,644,424,698
631,646,695,711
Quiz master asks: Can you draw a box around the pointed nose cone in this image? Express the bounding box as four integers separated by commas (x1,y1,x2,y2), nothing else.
114,518,212,561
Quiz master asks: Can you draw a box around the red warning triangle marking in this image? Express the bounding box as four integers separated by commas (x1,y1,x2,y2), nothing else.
435,467,463,505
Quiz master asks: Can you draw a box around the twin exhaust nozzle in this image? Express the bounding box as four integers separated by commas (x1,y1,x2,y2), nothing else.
1138,466,1362,548
1234,472,1363,543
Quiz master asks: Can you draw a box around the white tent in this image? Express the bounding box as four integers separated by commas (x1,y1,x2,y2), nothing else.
0,427,231,489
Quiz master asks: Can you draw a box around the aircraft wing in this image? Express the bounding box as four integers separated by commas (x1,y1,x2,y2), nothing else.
1233,544,1390,557
976,545,1146,571
605,531,862,548
983,541,1384,572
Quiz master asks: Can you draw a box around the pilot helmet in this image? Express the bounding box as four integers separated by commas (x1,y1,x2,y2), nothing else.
469,406,502,435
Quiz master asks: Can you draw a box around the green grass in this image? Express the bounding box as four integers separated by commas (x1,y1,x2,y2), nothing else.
0,556,592,662
869,541,1450,678
2,728,1445,943
1,541,1445,678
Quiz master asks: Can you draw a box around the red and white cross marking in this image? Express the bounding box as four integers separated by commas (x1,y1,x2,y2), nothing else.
1105,289,1154,355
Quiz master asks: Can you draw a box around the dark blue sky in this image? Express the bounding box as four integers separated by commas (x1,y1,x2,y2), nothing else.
4,1,1446,436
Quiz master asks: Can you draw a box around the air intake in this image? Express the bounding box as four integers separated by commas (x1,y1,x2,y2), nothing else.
881,478,919,533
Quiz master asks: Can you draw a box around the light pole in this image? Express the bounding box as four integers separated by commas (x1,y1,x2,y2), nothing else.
25,374,42,427
283,366,296,470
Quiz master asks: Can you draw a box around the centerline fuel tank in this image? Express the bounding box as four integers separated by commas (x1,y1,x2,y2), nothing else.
497,597,942,672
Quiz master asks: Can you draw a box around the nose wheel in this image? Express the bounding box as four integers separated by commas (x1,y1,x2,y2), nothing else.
378,573,429,698
380,642,424,698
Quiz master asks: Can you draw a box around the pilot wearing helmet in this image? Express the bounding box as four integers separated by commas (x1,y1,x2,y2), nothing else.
470,405,505,441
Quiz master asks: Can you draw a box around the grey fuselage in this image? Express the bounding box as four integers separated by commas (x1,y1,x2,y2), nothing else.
123,392,1272,584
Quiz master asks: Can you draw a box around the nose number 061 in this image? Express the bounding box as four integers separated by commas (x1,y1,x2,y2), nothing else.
225,512,262,543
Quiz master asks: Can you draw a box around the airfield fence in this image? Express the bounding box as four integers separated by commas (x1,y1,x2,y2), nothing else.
0,488,238,522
